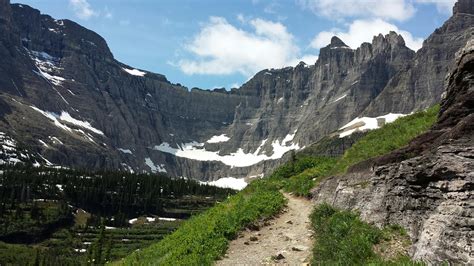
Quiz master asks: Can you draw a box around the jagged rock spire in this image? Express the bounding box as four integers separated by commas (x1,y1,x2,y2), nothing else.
329,36,349,48
453,0,474,15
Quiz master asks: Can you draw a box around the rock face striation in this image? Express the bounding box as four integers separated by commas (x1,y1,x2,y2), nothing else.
0,0,472,180
312,38,474,264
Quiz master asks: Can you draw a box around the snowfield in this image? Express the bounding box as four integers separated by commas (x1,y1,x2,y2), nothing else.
339,113,407,138
201,177,247,190
206,134,230,143
153,131,300,167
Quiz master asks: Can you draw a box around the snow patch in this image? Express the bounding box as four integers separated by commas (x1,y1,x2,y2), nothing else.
59,112,104,135
30,107,103,136
118,148,133,154
202,177,247,190
339,113,407,138
144,157,167,173
122,67,146,77
30,106,104,143
206,134,230,143
332,94,347,103
49,136,63,145
29,50,65,86
38,139,49,148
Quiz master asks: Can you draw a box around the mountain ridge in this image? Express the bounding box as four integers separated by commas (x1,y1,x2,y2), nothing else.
0,0,472,181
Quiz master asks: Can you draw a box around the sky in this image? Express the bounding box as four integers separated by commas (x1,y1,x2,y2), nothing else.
12,0,455,90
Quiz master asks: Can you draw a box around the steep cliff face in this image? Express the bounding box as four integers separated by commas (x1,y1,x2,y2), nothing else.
312,38,473,264
0,0,472,181
363,0,474,115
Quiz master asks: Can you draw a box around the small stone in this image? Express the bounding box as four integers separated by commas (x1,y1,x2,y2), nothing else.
292,245,309,251
244,241,250,245
272,253,285,261
286,220,293,224
250,236,258,241
248,223,260,231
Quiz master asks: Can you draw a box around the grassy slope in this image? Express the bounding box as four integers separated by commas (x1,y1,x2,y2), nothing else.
120,105,438,265
332,105,439,173
119,180,285,265
308,106,438,265
310,204,420,265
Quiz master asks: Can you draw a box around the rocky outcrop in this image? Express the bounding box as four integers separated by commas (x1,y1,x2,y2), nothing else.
0,0,472,180
312,38,474,264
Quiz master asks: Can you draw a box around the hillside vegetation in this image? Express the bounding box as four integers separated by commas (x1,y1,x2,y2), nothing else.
121,105,438,265
119,180,285,265
310,204,418,265
0,167,233,265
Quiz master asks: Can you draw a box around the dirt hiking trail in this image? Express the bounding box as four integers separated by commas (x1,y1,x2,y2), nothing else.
216,193,314,265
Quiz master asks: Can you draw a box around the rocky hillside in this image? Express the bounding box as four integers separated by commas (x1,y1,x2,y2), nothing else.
312,37,473,264
0,0,472,181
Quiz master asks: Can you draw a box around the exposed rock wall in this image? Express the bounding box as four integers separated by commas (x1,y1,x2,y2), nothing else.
312,38,474,264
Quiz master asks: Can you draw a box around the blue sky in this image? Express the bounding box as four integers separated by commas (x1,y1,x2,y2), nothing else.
13,0,454,90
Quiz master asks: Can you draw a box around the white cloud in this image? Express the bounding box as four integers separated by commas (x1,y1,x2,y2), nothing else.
415,0,456,14
310,18,424,51
297,0,416,21
69,0,97,20
176,17,316,76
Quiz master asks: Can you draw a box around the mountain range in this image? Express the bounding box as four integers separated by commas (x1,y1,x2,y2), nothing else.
0,0,473,183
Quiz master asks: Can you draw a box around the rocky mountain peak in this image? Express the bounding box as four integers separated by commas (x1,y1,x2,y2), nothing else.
453,0,474,15
329,36,349,48
317,36,353,65
372,31,407,52
11,3,114,60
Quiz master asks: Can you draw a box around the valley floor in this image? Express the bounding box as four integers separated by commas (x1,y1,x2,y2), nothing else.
216,193,313,265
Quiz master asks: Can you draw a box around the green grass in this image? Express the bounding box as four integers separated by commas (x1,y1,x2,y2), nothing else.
332,105,439,173
310,204,422,265
267,156,338,197
119,179,286,265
